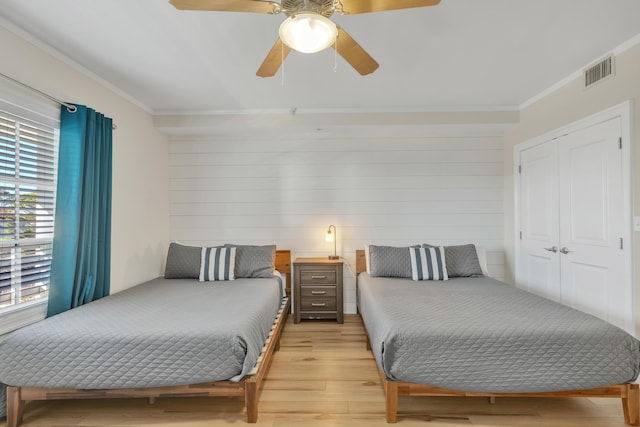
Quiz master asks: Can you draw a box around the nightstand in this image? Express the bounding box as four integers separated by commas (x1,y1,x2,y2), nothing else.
293,258,343,324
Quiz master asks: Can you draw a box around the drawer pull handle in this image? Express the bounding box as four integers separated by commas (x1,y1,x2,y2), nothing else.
311,303,326,307
311,275,326,279
311,291,326,295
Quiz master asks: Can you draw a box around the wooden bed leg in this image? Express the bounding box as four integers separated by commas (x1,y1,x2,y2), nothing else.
366,334,371,351
622,383,640,425
245,379,258,423
385,380,398,423
6,386,24,427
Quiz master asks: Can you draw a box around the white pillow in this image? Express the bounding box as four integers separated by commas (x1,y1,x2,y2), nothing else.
364,244,371,274
273,270,285,295
475,246,490,276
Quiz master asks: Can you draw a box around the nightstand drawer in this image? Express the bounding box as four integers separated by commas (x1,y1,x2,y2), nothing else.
300,270,336,284
300,286,336,298
300,297,337,311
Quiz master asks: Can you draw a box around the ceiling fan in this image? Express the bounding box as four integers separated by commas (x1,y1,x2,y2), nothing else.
169,0,441,77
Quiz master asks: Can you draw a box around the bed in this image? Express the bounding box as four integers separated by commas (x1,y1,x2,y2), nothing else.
0,245,291,426
355,247,640,425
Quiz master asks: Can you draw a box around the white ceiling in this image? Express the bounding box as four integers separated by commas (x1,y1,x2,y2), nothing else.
1,0,640,115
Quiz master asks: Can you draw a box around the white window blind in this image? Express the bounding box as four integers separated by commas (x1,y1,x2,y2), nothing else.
0,109,58,329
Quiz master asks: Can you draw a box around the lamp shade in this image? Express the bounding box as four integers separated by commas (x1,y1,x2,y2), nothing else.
325,229,334,243
325,225,338,259
279,13,338,54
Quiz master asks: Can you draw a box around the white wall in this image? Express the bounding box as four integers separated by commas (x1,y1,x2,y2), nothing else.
503,41,640,333
160,116,511,313
1,24,170,294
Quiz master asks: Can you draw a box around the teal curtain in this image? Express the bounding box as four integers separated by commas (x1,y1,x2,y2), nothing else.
47,104,113,317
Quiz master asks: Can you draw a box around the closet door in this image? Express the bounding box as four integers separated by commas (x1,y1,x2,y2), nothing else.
557,118,626,328
518,140,561,301
517,116,630,332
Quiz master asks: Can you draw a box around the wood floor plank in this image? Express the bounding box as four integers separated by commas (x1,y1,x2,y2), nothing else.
1,314,632,426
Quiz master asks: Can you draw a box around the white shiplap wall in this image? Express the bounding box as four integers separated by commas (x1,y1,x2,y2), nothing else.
169,125,505,313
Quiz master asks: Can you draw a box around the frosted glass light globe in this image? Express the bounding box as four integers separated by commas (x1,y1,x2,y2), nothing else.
279,13,338,54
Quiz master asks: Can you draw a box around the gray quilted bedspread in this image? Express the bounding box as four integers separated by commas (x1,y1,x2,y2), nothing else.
0,277,283,417
358,273,640,392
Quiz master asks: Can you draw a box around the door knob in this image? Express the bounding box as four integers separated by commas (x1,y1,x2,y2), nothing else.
544,246,558,253
560,247,571,254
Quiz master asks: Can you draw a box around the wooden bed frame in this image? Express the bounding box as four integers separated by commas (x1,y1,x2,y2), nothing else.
355,249,640,425
5,249,292,427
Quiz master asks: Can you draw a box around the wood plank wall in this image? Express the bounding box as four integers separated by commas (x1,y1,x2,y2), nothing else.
168,126,504,313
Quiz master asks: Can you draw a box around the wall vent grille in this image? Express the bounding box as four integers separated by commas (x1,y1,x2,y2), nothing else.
584,55,614,87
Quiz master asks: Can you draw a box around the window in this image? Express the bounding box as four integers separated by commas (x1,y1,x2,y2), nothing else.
0,109,58,329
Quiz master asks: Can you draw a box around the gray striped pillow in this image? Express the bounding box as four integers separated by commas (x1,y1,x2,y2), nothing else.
409,246,448,281
199,247,236,281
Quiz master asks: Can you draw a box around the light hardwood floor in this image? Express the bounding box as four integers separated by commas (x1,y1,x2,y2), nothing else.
2,315,631,426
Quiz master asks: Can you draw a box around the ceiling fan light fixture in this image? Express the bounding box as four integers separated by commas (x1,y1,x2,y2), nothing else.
278,13,338,54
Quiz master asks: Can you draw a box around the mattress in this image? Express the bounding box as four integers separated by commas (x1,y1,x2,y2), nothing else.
358,273,640,393
0,276,283,416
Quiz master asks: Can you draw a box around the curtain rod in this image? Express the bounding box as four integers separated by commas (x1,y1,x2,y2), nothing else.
0,71,117,130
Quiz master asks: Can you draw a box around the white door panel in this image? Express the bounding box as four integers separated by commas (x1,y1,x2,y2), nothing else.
558,118,624,328
518,140,560,301
525,254,557,299
563,261,608,318
560,123,618,246
524,157,556,239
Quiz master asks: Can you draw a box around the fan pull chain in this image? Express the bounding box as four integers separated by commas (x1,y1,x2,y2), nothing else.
333,37,338,73
281,41,285,85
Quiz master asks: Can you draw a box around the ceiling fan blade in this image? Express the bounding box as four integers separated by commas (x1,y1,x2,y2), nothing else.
332,27,379,76
256,38,292,77
170,0,281,14
339,0,440,14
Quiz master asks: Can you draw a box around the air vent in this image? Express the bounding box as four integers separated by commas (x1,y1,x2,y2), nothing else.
584,55,614,87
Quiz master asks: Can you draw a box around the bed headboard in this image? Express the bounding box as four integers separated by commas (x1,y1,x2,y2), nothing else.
275,250,292,296
356,249,366,274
